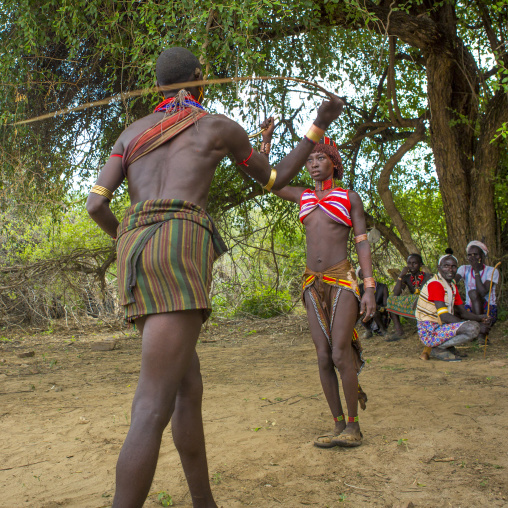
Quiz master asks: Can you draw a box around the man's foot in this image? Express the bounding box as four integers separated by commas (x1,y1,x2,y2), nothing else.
430,347,461,362
448,346,468,358
332,424,363,448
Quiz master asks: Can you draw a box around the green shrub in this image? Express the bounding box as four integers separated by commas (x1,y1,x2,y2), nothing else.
236,285,293,318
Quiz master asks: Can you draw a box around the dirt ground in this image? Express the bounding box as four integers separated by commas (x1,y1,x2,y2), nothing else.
1,314,507,508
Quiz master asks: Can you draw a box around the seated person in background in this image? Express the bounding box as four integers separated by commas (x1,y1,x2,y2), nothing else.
357,267,389,339
386,253,431,339
415,250,491,361
456,241,499,343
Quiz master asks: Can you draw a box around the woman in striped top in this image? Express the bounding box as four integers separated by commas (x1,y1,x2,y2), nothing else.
261,124,376,448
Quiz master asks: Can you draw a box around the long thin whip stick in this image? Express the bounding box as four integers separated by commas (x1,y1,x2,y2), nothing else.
483,261,501,358
7,76,335,127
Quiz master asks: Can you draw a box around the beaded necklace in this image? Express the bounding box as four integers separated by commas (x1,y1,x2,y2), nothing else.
154,95,205,113
314,177,334,192
410,272,425,294
470,264,485,279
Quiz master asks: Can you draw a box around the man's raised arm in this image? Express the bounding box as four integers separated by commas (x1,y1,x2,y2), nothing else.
224,95,344,191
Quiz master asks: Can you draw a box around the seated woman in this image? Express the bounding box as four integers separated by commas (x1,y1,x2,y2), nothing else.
260,123,375,448
356,267,390,339
416,250,491,361
456,241,499,342
386,254,431,339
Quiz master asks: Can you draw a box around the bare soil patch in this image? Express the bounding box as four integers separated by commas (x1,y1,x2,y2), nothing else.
1,315,507,507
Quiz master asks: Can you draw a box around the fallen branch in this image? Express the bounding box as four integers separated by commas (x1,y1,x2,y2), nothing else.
261,395,299,407
453,412,478,424
0,390,34,395
0,460,48,471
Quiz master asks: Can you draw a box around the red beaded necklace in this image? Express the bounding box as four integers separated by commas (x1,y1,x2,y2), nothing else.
315,177,334,191
154,95,204,113
470,265,485,279
410,272,425,291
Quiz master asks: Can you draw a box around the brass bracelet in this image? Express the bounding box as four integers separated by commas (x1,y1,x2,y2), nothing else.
90,185,114,201
260,142,271,155
263,168,277,191
354,233,368,244
436,307,448,316
363,276,376,288
305,124,325,144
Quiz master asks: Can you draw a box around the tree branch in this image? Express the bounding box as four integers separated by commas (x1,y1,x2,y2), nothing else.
364,211,409,259
377,120,426,254
477,1,507,66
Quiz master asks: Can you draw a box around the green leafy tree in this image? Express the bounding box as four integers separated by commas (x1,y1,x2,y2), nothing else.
1,0,506,262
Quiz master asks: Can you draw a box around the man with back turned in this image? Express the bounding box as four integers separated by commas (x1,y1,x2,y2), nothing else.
86,47,344,507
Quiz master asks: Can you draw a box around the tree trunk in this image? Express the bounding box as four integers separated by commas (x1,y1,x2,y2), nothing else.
471,91,508,259
425,50,476,260
324,1,506,261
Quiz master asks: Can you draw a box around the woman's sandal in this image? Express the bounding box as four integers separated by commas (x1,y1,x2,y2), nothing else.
331,431,363,448
313,434,338,448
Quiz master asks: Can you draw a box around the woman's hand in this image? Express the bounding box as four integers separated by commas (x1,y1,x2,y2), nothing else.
470,258,483,274
400,266,409,277
360,289,377,322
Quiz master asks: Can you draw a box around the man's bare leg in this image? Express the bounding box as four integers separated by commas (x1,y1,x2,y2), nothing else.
305,297,346,436
331,290,361,440
439,321,480,349
373,312,387,335
112,311,205,508
468,290,487,342
390,312,404,337
172,352,217,507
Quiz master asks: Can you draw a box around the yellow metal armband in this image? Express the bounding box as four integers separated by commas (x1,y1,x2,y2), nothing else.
263,169,277,192
90,185,114,202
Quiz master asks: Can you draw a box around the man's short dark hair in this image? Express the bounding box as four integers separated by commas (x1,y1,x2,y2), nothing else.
156,48,202,86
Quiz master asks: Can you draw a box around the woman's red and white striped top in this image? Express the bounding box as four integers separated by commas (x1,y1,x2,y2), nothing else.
299,187,352,227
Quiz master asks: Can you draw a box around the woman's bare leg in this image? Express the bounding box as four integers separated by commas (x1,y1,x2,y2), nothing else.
390,313,404,337
305,297,346,435
330,290,361,440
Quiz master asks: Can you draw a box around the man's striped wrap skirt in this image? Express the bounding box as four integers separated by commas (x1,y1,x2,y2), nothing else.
116,199,227,323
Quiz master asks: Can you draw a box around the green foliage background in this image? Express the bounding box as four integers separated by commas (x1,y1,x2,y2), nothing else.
0,0,505,322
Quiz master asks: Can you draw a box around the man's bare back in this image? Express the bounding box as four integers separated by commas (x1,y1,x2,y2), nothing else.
111,112,257,208
88,95,343,239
